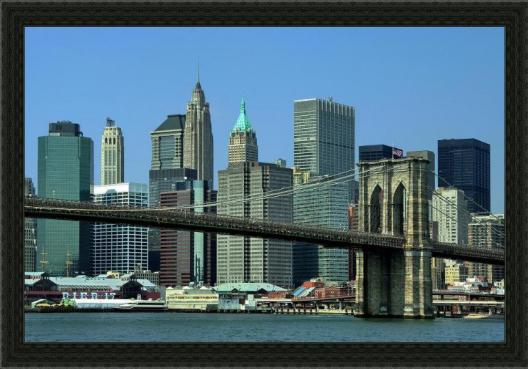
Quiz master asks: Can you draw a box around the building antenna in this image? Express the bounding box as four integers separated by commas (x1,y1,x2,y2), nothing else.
197,58,200,83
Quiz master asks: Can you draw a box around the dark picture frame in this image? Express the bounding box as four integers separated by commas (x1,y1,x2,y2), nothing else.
2,1,527,367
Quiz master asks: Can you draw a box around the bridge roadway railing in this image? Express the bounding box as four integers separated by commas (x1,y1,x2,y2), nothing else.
25,197,405,251
431,241,504,265
24,198,505,264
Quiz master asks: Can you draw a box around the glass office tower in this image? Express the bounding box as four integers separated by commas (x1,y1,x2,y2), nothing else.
438,139,490,213
293,98,355,284
37,121,93,276
294,98,355,176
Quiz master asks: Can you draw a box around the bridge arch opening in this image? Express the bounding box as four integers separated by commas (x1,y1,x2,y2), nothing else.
393,182,407,235
369,185,383,233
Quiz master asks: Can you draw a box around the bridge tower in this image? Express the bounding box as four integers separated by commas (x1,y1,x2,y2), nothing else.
355,157,433,318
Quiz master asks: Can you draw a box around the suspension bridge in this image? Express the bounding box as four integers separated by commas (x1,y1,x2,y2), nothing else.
25,157,505,318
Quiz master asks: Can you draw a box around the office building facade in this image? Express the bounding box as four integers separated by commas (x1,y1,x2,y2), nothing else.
24,178,37,272
293,176,349,285
217,162,293,288
467,214,505,283
183,81,214,183
149,113,190,271
100,118,124,185
432,187,470,246
359,144,404,162
92,183,149,275
159,181,217,287
293,98,355,285
438,139,490,213
37,121,93,275
217,105,293,288
294,98,355,177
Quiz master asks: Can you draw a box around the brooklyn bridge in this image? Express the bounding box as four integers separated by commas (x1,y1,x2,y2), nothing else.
25,157,504,318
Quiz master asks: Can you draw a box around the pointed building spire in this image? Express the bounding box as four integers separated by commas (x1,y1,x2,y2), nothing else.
228,98,258,164
233,98,252,132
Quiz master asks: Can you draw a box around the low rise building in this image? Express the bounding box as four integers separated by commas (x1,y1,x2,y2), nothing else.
444,263,468,286
165,286,218,311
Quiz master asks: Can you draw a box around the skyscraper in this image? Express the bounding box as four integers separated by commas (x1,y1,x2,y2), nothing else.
183,81,214,183
294,98,355,177
24,178,37,272
293,176,349,285
438,139,490,213
100,118,124,185
293,98,355,285
217,101,293,288
432,187,470,246
149,113,191,271
92,183,148,275
217,162,293,288
159,181,217,287
37,121,93,275
228,99,258,164
359,144,404,162
150,114,185,173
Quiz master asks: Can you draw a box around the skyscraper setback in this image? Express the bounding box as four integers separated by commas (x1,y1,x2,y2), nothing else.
217,100,293,288
37,121,93,275
100,118,124,185
183,81,214,183
228,99,258,164
438,139,490,213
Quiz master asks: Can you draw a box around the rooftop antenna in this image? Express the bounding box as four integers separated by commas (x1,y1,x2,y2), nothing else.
197,58,200,83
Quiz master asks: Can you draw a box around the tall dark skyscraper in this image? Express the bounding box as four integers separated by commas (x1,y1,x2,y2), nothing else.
37,121,93,275
359,144,404,162
438,139,490,213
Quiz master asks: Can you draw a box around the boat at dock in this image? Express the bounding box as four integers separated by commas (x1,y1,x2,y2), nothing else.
115,300,167,312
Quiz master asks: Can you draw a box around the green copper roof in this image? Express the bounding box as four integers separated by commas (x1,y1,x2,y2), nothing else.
232,99,253,132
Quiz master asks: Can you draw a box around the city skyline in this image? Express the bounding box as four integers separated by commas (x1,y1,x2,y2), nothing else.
25,27,504,212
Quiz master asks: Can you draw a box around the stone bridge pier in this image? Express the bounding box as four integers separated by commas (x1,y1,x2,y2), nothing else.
354,157,433,318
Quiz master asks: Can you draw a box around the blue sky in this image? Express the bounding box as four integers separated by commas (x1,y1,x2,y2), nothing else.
25,27,504,212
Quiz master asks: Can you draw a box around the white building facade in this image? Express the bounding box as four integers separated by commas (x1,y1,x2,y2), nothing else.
92,183,149,275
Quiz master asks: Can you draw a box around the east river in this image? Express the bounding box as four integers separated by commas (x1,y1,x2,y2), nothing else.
25,313,504,342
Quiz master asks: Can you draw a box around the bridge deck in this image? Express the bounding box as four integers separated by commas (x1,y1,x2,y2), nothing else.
24,198,504,264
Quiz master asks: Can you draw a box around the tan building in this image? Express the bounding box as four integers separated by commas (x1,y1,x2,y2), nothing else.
444,263,468,286
228,99,258,164
183,81,214,183
100,118,124,185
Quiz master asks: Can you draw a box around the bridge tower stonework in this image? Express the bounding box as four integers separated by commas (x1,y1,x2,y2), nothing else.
355,157,433,318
